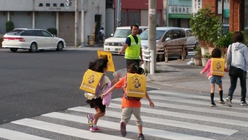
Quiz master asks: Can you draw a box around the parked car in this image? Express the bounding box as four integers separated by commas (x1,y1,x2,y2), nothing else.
104,26,147,54
182,28,198,51
2,28,66,52
139,27,187,61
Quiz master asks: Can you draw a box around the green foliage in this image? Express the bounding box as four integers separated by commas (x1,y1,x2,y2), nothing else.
47,28,57,36
215,32,234,48
5,21,14,32
203,52,211,58
241,31,248,45
189,5,222,46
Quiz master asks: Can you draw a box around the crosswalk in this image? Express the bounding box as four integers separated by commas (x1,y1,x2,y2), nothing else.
1,90,248,140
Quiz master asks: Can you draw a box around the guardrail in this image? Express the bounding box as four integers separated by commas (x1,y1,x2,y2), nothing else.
141,48,151,70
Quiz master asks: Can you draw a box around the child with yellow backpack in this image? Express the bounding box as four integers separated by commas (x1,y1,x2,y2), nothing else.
80,56,120,132
200,48,228,107
101,61,155,140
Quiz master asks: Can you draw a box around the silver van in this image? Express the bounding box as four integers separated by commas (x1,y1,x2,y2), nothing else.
104,26,147,54
139,27,187,61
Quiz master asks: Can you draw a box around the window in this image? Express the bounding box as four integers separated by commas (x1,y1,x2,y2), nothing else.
53,3,57,7
186,30,192,36
38,3,43,7
34,30,43,36
171,30,181,39
21,30,34,36
163,30,173,41
60,3,65,7
46,3,50,7
41,31,52,37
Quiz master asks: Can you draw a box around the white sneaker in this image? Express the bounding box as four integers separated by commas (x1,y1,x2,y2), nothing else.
226,97,232,107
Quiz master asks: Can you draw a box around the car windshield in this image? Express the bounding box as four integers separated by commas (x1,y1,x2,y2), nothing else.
113,29,131,38
139,29,166,40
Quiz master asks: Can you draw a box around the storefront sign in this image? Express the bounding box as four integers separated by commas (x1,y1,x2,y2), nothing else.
192,0,202,13
168,6,191,14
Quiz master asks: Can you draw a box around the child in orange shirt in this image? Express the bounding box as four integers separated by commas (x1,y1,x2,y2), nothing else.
101,61,154,140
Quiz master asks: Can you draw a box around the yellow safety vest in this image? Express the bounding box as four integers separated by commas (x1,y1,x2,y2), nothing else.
125,35,141,59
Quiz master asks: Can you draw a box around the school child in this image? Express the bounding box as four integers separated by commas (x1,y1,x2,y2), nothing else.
101,61,155,140
200,48,226,107
85,56,120,132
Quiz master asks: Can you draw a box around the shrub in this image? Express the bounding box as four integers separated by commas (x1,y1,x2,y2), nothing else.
47,28,57,36
6,21,14,32
215,32,234,48
189,5,222,46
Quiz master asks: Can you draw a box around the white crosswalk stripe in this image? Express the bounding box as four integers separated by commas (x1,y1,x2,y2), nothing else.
0,89,247,140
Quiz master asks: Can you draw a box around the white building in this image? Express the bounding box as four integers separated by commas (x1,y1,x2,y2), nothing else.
0,0,112,46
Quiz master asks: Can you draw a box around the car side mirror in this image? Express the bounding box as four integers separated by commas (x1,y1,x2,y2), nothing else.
166,38,171,41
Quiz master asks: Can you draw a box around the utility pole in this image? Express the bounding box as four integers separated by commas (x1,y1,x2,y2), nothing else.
148,0,157,74
163,0,168,26
116,0,121,28
75,0,79,47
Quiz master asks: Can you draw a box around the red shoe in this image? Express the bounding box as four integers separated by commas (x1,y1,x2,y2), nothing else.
90,126,101,132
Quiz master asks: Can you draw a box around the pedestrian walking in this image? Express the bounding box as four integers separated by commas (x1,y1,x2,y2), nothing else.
85,56,120,132
225,31,248,107
99,27,105,45
118,24,143,67
200,48,226,107
101,61,155,140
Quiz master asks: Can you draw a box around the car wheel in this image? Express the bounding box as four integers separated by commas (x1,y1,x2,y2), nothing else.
10,48,18,52
56,42,64,51
29,43,37,52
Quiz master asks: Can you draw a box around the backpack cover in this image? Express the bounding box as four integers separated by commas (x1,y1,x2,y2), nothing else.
125,73,146,99
211,58,225,76
80,69,104,99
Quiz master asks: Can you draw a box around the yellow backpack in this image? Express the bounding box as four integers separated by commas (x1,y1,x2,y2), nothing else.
80,69,104,98
125,73,146,99
211,58,225,76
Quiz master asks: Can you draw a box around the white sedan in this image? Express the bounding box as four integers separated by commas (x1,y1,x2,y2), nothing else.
2,28,66,52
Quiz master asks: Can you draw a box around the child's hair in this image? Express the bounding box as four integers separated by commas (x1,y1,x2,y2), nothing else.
127,61,144,74
211,48,221,58
88,55,108,73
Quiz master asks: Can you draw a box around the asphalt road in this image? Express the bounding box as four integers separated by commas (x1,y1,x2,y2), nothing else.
0,48,127,124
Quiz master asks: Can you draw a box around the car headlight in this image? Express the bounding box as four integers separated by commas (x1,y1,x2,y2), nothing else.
104,42,109,46
120,42,124,46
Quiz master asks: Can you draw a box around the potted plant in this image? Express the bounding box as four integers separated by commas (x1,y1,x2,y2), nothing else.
201,52,211,66
189,5,222,56
193,46,202,66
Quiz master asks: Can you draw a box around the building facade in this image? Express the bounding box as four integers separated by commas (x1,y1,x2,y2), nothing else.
202,0,248,33
0,0,107,46
115,0,193,29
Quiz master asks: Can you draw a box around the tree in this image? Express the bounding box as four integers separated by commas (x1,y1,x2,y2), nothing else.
189,5,222,47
